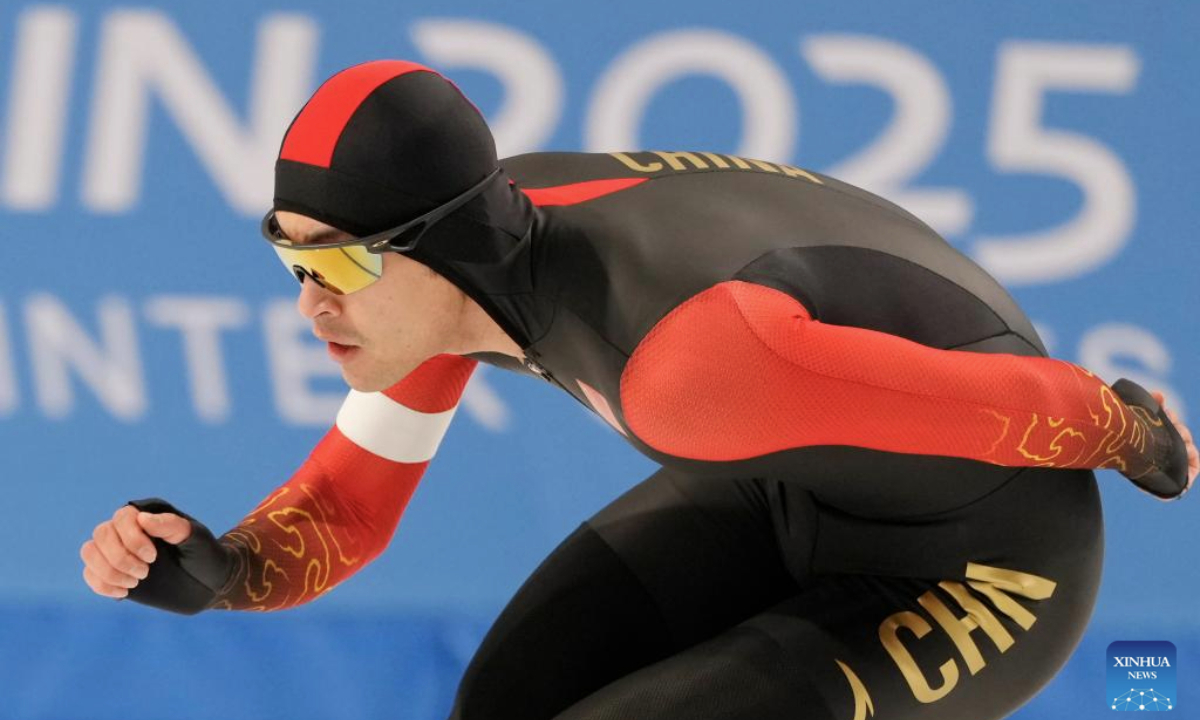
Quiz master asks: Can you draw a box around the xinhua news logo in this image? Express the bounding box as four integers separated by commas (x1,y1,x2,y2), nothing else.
1107,641,1176,711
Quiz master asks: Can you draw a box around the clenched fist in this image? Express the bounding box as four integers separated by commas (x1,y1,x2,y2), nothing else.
1152,390,1198,498
80,505,193,599
80,498,231,614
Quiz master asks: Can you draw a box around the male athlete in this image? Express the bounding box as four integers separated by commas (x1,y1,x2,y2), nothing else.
81,61,1197,720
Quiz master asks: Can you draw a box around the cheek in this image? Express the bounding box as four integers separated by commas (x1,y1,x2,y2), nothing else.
359,258,451,350
354,287,416,347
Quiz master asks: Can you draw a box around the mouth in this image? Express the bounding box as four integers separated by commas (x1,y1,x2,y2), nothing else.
313,328,361,363
327,340,360,363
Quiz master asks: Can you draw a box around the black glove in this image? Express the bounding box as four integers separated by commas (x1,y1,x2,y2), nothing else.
124,498,235,615
1111,378,1190,501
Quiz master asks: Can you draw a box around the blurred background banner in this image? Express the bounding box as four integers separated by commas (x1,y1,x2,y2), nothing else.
0,0,1195,717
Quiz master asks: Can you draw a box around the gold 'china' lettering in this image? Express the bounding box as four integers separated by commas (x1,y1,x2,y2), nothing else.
606,151,822,185
610,151,663,172
699,151,731,168
651,150,708,171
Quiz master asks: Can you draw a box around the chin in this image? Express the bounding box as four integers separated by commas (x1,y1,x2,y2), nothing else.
340,359,413,394
340,367,389,394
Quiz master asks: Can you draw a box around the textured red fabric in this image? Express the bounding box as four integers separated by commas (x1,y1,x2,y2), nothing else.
213,355,475,611
382,354,477,412
279,60,430,168
621,281,1158,477
213,427,427,611
521,178,647,207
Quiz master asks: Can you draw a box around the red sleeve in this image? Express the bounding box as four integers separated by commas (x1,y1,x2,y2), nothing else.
620,281,1159,477
211,354,476,611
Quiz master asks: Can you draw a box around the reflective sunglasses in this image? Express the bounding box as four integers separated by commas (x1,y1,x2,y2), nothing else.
260,167,501,294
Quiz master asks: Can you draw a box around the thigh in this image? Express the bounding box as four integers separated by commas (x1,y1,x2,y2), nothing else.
556,467,1105,720
449,466,801,720
554,569,1088,720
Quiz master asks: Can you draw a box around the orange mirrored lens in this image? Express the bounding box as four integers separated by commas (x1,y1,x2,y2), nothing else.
273,244,382,295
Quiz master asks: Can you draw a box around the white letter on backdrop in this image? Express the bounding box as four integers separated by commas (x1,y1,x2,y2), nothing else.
82,11,318,214
461,366,511,432
26,294,146,421
145,296,250,423
263,299,342,426
1079,323,1183,420
0,302,17,416
801,35,972,236
412,19,563,157
585,29,795,161
977,42,1138,284
2,6,79,210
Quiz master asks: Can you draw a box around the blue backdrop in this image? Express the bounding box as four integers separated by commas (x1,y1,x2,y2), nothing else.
0,0,1196,717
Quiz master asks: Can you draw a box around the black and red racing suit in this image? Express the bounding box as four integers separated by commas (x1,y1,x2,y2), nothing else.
136,150,1186,720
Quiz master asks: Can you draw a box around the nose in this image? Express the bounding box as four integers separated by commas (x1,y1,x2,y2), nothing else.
296,274,341,320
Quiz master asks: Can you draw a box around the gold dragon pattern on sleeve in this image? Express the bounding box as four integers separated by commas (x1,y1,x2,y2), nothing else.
209,481,368,611
980,364,1163,477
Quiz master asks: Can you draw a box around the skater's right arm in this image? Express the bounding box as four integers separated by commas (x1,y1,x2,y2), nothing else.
80,354,477,614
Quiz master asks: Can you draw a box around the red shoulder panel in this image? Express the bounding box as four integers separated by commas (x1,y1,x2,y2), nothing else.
520,177,647,207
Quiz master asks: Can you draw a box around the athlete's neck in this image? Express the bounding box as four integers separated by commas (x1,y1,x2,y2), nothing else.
446,289,525,359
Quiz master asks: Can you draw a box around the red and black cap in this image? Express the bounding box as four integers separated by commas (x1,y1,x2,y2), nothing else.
273,60,543,347
274,60,501,238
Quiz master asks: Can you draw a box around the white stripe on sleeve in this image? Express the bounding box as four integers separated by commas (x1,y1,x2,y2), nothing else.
335,390,458,463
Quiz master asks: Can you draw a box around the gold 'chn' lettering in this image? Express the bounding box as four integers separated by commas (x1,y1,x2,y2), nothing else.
919,582,1015,676
879,610,958,703
609,152,662,173
651,150,709,171
964,562,1057,630
835,659,876,720
874,563,1058,707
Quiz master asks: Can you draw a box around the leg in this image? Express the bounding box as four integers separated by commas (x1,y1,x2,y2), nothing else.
553,466,1104,719
449,466,801,720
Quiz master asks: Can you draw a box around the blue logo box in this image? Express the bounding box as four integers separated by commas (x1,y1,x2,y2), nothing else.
1108,641,1176,711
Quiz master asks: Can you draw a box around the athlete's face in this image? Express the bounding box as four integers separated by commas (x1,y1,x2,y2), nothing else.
273,211,469,392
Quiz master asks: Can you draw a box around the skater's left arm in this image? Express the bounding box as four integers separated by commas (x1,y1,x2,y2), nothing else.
620,281,1190,499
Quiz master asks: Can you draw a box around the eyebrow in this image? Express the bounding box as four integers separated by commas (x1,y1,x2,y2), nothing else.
296,226,355,246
